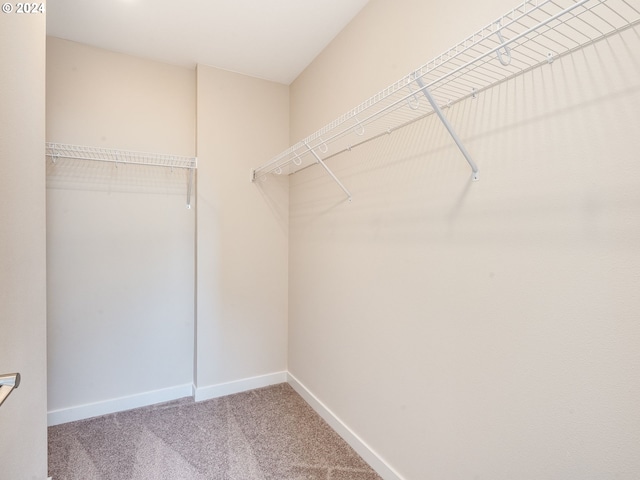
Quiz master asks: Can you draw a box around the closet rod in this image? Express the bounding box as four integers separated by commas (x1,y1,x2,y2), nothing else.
406,0,595,182
256,0,591,180
46,143,197,170
46,142,197,208
252,0,640,189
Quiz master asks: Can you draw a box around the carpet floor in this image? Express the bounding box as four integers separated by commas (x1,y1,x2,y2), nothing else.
48,383,382,480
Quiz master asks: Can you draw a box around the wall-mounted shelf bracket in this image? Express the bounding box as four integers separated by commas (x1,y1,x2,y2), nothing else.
414,76,480,181
0,372,20,408
186,167,195,209
305,143,352,201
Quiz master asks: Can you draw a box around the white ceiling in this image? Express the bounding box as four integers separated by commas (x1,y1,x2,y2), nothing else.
46,0,370,85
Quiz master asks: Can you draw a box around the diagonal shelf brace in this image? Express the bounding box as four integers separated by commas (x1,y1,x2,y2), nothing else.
305,142,352,201
415,76,480,181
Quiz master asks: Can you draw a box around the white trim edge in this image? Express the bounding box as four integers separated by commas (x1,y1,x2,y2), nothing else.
194,371,287,402
287,372,406,480
47,371,403,480
47,383,193,426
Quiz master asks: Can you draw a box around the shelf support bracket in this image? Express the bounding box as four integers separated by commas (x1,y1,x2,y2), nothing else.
305,143,352,201
415,76,480,181
187,167,194,209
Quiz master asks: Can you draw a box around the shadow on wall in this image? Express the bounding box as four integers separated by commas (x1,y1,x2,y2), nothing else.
253,173,289,236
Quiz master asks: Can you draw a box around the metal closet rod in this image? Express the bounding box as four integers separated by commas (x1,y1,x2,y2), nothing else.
257,0,590,178
313,5,640,171
45,143,197,170
46,142,198,208
251,0,640,195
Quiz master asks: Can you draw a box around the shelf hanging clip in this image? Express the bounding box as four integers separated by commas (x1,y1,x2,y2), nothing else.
495,22,512,66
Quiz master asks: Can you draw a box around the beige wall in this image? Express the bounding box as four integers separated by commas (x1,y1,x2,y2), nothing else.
288,1,640,479
195,65,289,394
46,38,196,416
45,39,291,420
33,3,640,478
0,7,48,480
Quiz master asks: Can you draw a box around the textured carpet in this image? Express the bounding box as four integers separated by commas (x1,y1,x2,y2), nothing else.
48,383,382,480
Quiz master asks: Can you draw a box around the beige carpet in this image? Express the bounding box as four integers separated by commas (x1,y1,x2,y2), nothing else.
48,383,382,480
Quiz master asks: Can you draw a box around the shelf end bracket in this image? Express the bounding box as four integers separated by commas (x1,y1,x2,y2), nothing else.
187,167,194,209
0,372,20,408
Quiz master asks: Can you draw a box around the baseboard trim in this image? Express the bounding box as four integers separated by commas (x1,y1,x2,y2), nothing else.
47,371,403,479
47,383,193,426
287,373,405,480
194,371,288,402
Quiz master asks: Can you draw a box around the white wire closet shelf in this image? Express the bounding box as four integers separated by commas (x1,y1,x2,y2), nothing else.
46,142,198,208
251,0,640,199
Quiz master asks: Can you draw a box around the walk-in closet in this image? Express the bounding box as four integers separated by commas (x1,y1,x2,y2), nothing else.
2,0,639,478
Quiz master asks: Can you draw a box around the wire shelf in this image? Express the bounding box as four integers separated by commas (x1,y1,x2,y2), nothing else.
252,0,640,183
46,143,198,208
46,143,197,170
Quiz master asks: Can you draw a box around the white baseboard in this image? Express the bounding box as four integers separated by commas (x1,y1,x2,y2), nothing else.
194,371,287,402
287,373,405,480
47,383,194,426
47,371,402,480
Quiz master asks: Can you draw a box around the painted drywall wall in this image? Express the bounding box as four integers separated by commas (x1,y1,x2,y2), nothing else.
288,1,640,479
195,65,289,397
0,7,48,480
46,38,196,418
